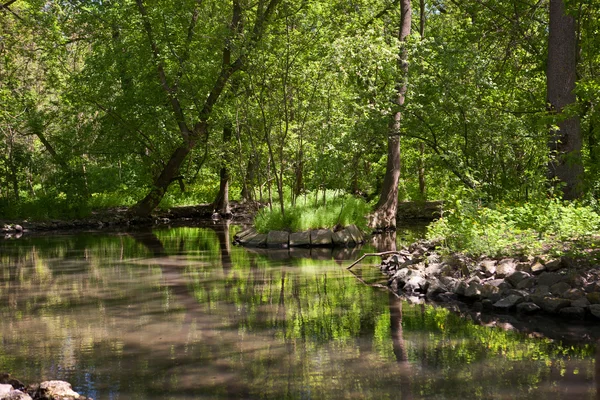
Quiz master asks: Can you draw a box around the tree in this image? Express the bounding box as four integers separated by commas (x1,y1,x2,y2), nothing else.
369,0,411,231
547,0,583,199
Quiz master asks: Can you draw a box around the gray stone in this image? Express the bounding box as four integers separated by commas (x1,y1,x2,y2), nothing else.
1,390,33,400
534,285,551,296
587,292,600,304
496,259,517,278
563,288,585,300
403,275,429,294
425,278,448,300
530,261,546,275
454,281,468,296
505,271,531,287
464,282,483,299
516,262,532,273
589,304,600,319
0,385,12,396
516,277,536,290
506,289,530,301
425,263,444,277
33,381,88,400
345,224,364,244
536,297,571,314
332,229,356,247
493,294,524,310
310,229,333,247
266,231,289,248
498,282,513,293
479,259,496,277
481,299,494,311
544,259,562,272
571,297,590,308
13,224,23,232
246,233,267,247
289,231,311,247
440,277,459,293
236,229,258,244
487,279,505,287
538,272,565,287
550,282,571,297
559,307,585,319
516,302,541,314
481,283,501,302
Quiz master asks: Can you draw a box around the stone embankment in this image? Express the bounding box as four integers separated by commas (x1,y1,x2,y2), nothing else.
379,241,600,320
234,224,366,248
0,374,91,400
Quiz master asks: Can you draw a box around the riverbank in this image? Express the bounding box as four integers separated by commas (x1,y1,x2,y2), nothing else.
364,239,600,322
0,374,91,400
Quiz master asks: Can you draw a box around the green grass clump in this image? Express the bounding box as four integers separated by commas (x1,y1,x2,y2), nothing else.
254,195,370,233
427,198,600,257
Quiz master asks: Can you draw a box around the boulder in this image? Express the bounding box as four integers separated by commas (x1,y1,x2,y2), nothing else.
266,231,289,248
530,261,546,275
289,231,311,247
454,281,468,296
30,381,90,400
493,294,525,311
246,233,267,248
464,282,483,299
589,304,600,319
310,229,333,247
515,262,532,273
479,259,496,277
544,259,562,272
537,272,565,287
562,288,585,300
481,283,501,302
1,390,32,400
0,385,12,396
536,297,571,314
550,282,571,297
570,297,590,308
332,229,355,247
516,278,536,290
403,275,429,294
425,278,447,300
505,271,530,287
236,229,258,245
587,292,600,304
496,259,516,278
345,224,364,244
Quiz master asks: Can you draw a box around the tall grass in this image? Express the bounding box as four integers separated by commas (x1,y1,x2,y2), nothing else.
254,193,371,233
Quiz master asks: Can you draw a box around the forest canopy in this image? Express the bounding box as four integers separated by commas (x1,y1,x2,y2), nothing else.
1,0,599,226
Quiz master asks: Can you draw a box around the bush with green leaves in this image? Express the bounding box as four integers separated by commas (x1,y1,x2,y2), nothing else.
427,198,600,257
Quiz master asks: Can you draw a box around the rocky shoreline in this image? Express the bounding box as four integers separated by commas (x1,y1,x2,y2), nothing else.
234,224,366,248
0,374,90,400
375,240,600,321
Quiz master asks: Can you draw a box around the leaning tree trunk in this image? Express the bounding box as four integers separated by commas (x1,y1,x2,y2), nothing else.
547,0,583,200
369,0,411,231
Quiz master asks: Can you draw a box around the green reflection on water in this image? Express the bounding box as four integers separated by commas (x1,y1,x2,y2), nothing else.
0,225,597,399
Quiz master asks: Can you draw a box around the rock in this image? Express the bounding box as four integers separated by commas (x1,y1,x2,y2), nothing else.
550,282,571,297
0,385,12,396
481,283,501,302
13,225,23,233
558,307,585,320
516,262,531,273
425,263,444,277
310,229,333,247
246,233,267,248
0,375,23,391
464,282,483,299
236,229,258,245
479,259,496,277
487,279,505,287
31,381,90,400
530,261,546,275
481,299,494,311
587,292,600,304
403,275,429,294
496,259,517,278
1,390,33,400
498,281,513,293
345,224,364,244
505,271,531,287
454,281,468,296
570,297,590,308
537,272,565,287
289,231,311,247
560,256,578,269
425,278,447,300
440,277,459,293
536,297,571,314
332,229,355,247
544,259,562,272
516,278,536,290
266,231,289,248
589,304,600,319
516,302,541,314
493,294,525,311
562,288,585,300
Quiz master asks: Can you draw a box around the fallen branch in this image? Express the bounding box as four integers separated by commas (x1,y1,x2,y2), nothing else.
346,251,400,270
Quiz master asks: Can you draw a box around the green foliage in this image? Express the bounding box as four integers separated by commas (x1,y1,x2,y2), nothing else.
428,198,600,257
254,192,370,233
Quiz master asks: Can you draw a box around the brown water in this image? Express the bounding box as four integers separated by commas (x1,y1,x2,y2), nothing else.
0,224,598,399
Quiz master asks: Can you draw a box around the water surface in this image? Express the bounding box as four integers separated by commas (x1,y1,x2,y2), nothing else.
0,224,597,399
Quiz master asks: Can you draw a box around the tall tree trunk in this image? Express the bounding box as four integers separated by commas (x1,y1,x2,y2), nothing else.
547,0,583,200
370,0,411,231
417,0,426,201
213,124,233,215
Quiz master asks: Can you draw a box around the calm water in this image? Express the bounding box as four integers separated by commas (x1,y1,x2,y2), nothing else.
0,224,598,399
